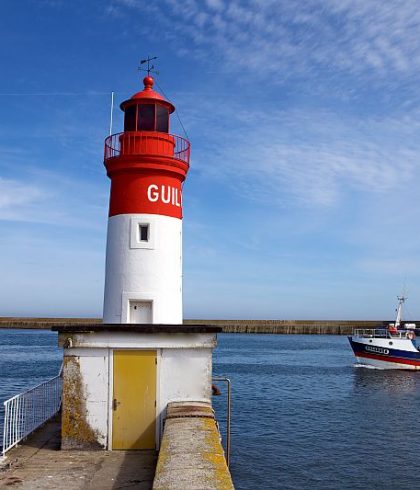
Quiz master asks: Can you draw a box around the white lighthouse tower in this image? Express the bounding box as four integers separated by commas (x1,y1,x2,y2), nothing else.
103,71,189,324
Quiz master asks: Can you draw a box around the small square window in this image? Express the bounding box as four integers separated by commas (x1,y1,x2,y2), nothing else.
139,224,149,242
130,218,154,249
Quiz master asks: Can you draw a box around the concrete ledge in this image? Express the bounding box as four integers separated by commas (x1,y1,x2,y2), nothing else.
153,401,234,490
52,324,222,334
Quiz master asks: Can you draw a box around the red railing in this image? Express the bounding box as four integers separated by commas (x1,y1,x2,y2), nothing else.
104,132,190,165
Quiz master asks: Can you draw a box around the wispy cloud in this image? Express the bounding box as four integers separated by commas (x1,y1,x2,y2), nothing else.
0,169,108,229
0,178,44,211
111,0,420,89
185,98,420,207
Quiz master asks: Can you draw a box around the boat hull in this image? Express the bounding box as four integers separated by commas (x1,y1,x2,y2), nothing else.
348,337,420,370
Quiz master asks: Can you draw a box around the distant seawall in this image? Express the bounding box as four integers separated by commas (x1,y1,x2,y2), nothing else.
0,318,103,329
185,319,391,335
0,317,402,334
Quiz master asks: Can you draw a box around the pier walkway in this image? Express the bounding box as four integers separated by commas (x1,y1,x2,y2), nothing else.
0,417,157,489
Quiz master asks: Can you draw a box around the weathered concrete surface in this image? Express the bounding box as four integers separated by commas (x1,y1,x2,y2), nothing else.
153,402,234,490
0,417,156,489
61,356,104,450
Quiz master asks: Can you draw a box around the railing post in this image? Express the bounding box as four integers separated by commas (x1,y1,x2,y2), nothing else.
212,376,232,467
3,401,8,456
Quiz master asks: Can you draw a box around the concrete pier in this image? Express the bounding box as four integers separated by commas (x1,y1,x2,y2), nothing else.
0,417,157,489
0,406,234,489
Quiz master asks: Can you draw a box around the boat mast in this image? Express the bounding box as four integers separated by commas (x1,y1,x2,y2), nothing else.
395,296,406,328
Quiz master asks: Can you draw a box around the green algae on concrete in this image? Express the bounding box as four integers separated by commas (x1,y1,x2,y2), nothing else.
61,356,103,450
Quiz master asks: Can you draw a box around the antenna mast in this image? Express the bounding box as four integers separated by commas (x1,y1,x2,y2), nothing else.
109,91,114,136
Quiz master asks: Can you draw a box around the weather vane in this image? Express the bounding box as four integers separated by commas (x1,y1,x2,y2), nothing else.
138,56,159,76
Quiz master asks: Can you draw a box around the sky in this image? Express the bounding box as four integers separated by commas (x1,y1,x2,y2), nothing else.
1,0,420,320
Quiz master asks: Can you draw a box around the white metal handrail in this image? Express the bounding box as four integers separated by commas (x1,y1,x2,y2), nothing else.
2,373,62,456
353,328,415,339
354,328,390,338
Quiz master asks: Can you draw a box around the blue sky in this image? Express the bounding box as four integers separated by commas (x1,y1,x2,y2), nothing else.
1,0,420,319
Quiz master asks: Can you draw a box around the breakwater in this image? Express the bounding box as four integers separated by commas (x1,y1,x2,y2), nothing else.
185,319,388,335
0,317,401,334
0,317,102,329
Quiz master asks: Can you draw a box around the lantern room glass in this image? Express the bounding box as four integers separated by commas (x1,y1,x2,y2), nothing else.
124,105,136,131
124,104,170,133
138,105,155,131
156,106,169,132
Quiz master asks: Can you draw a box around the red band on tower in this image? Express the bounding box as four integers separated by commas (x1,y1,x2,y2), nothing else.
108,173,183,218
103,76,190,220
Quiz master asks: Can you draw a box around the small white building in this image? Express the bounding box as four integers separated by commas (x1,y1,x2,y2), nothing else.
55,324,220,449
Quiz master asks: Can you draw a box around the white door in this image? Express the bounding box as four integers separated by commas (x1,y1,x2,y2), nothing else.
129,301,152,323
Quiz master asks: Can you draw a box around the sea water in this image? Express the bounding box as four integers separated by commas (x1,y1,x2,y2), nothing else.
213,334,420,490
1,330,420,489
0,329,62,444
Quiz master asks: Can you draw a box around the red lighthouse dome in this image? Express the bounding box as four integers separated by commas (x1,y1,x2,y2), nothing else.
103,75,190,324
121,75,175,114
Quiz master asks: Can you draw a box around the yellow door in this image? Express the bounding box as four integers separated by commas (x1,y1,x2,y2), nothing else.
112,350,156,449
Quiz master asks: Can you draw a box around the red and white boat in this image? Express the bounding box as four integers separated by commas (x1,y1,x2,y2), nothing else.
348,296,420,370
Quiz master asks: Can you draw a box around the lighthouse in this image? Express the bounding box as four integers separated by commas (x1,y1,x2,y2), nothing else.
56,70,221,452
103,72,189,324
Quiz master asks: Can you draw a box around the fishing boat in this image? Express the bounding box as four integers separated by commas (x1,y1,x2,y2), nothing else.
348,296,420,370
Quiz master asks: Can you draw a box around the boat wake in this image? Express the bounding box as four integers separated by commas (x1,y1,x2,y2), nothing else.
353,363,384,370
